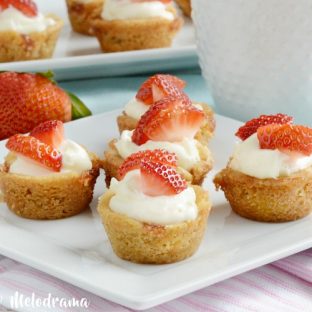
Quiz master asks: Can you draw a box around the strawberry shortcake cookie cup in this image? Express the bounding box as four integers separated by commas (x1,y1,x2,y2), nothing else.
98,149,211,264
0,120,100,220
214,114,312,222
92,0,183,52
66,0,104,36
104,95,213,186
117,74,215,145
0,0,63,62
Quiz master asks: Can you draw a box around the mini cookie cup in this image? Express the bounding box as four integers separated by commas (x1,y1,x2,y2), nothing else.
214,166,312,222
92,7,183,52
66,0,104,36
0,152,101,220
0,15,63,63
97,185,211,264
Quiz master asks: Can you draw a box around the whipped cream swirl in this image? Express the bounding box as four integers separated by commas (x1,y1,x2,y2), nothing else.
102,0,174,21
109,170,197,225
0,7,55,34
229,133,312,179
9,140,92,176
114,130,200,170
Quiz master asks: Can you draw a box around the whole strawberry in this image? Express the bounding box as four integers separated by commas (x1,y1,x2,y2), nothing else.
0,71,91,140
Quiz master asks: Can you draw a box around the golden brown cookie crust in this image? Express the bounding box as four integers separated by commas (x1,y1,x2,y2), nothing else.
97,185,211,264
66,0,104,36
0,152,101,220
214,166,312,222
0,15,63,63
103,138,213,186
175,0,191,17
92,7,183,52
117,102,216,145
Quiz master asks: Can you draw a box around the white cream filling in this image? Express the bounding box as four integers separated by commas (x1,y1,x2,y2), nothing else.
124,97,203,120
229,133,312,179
9,140,92,176
108,170,197,225
102,0,174,21
124,97,149,120
115,130,200,170
0,7,55,34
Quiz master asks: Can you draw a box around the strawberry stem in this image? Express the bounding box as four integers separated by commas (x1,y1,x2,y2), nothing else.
68,92,92,120
37,70,56,84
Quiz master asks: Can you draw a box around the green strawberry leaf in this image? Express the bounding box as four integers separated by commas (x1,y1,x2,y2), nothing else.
37,70,56,84
68,92,92,120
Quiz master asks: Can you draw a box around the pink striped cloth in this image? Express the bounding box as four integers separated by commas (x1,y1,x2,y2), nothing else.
0,249,311,312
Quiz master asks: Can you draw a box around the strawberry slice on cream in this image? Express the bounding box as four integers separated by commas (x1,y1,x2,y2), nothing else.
0,0,56,33
98,148,211,264
229,114,312,179
214,113,312,222
6,120,92,176
115,96,205,171
0,0,38,17
109,149,196,225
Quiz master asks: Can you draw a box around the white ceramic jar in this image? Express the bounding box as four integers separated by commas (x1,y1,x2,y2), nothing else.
192,0,312,124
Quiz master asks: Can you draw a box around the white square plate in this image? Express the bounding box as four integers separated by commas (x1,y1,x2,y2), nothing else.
0,111,311,310
0,0,197,80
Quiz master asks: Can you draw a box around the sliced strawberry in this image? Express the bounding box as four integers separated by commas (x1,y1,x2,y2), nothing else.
0,0,38,17
0,1,8,10
131,122,149,146
6,134,62,172
236,113,293,141
257,124,312,156
132,97,175,145
132,96,194,145
118,149,177,180
151,76,187,103
30,120,64,148
146,106,204,142
136,74,186,105
163,75,186,89
140,161,187,196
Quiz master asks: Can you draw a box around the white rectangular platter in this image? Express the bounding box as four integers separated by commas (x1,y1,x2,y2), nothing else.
0,0,197,80
0,111,311,310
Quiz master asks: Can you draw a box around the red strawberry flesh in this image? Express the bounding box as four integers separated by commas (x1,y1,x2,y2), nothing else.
118,149,177,180
0,72,71,141
257,124,312,156
236,114,293,141
6,134,62,172
30,120,64,148
0,0,38,17
136,74,186,105
140,161,187,196
145,105,204,142
132,96,201,145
